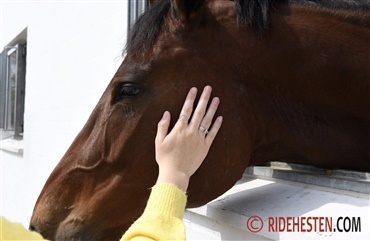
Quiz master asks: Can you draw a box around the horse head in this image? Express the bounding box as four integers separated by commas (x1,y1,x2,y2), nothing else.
30,1,255,240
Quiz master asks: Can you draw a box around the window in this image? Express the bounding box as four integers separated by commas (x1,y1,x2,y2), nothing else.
0,30,27,140
127,0,150,38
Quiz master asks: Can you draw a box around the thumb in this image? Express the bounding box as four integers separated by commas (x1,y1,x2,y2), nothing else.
155,111,171,144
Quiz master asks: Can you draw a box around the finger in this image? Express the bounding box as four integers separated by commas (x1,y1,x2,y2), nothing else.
205,116,223,145
190,86,212,128
177,87,197,126
198,97,220,133
155,111,171,144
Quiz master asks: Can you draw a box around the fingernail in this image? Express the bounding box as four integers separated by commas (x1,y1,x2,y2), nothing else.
191,87,197,94
213,97,220,104
162,111,169,120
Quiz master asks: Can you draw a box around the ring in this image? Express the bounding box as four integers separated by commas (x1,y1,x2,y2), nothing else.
179,114,188,124
199,126,209,135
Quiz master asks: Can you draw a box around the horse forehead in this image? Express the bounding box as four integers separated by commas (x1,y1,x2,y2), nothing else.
117,61,152,81
209,0,236,16
122,60,151,73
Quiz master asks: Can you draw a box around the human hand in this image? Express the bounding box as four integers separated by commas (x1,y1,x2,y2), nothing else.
155,86,223,192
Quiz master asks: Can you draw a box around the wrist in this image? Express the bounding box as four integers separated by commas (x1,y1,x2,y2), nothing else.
156,169,190,192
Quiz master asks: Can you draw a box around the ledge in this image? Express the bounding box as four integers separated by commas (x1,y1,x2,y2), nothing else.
246,163,370,194
0,137,24,155
185,175,369,240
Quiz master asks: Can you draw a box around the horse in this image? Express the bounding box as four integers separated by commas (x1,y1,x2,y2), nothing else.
30,0,370,240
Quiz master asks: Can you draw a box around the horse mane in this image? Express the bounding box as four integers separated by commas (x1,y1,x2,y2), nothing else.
236,0,370,34
126,0,370,53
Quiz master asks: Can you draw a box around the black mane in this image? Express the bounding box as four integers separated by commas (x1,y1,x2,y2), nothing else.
236,0,370,33
126,0,370,53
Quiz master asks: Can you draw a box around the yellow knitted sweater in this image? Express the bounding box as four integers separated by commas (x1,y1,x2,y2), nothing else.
1,217,45,240
121,183,187,241
0,183,187,241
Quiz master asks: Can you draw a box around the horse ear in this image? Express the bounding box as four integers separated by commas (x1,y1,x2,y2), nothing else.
170,0,205,21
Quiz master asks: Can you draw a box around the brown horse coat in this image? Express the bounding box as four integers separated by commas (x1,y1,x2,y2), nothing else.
31,0,370,240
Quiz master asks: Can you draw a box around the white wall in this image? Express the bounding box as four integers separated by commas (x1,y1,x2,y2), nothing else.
0,0,127,227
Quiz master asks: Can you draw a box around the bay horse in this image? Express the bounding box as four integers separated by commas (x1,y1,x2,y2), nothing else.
30,0,370,240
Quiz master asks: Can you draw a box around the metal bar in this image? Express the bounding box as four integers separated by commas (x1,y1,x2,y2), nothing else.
4,49,13,130
133,0,138,22
14,44,26,138
128,0,131,37
0,50,7,129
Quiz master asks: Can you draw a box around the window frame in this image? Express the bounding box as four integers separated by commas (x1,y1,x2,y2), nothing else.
0,39,26,140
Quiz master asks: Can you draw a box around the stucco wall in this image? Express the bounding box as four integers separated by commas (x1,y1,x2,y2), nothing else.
1,1,127,227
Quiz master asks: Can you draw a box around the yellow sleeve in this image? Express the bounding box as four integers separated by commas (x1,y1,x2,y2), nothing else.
120,183,187,241
0,216,48,240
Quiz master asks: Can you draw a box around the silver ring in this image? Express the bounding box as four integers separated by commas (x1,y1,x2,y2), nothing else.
199,126,209,135
179,114,188,124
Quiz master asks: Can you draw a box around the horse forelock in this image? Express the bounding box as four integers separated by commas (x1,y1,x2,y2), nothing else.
126,0,171,54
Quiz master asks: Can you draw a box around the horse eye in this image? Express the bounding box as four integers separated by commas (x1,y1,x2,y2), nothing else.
114,84,142,103
121,85,141,96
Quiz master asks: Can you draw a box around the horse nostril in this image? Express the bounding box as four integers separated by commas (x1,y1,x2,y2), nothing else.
29,224,37,232
29,221,56,240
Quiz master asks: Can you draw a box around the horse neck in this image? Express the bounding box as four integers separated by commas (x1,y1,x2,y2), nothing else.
231,4,370,167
